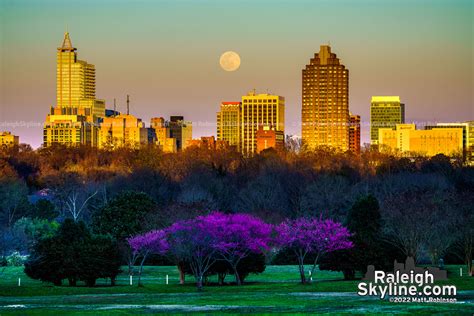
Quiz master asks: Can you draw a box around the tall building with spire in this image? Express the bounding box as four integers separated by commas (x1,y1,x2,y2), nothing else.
302,45,349,151
43,32,105,147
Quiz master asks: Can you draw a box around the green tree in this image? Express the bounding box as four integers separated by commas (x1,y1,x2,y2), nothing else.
320,195,396,279
92,191,156,274
32,199,58,220
24,219,121,286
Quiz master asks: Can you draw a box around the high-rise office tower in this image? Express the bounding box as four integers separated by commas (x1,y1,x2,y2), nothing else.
349,114,361,155
241,90,285,156
216,102,241,150
370,96,405,146
43,32,105,146
302,45,349,151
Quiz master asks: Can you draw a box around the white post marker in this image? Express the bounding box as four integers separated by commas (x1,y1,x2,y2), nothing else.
460,267,462,277
130,275,133,285
309,271,312,282
18,278,21,287
166,275,169,285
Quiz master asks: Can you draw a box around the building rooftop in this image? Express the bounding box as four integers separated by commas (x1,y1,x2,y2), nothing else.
371,96,401,103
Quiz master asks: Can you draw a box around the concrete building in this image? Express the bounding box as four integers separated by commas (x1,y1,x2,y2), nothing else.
370,96,405,146
169,116,192,151
256,126,284,153
302,45,349,151
0,131,19,147
186,136,228,150
150,116,191,152
217,102,241,151
349,114,361,155
425,121,474,163
241,90,285,156
378,124,463,157
43,32,105,147
98,114,148,149
150,117,176,152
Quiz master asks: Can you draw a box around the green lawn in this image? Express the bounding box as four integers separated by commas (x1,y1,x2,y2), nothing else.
0,265,473,315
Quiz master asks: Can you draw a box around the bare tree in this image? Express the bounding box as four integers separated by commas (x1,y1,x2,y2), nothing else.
46,172,98,222
424,205,458,265
64,185,98,222
382,191,446,262
300,174,354,220
450,191,474,276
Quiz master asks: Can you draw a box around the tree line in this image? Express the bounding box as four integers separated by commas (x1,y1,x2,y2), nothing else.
0,144,473,285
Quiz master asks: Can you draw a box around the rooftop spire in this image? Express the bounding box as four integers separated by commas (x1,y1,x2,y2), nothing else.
59,32,75,51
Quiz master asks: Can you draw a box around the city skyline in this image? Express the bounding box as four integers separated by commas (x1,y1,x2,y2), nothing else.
1,0,473,148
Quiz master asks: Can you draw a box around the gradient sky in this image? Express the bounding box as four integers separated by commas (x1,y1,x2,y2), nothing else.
1,0,472,148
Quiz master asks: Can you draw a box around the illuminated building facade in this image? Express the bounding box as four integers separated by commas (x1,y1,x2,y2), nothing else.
150,116,191,152
0,131,19,147
241,91,285,156
43,32,105,147
186,136,227,150
256,126,284,153
349,114,361,155
168,116,192,151
302,45,349,151
217,102,241,150
425,121,474,163
98,114,148,149
150,117,177,153
370,96,405,146
378,124,463,157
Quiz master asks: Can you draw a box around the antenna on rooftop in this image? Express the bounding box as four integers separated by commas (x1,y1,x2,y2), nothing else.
126,95,130,115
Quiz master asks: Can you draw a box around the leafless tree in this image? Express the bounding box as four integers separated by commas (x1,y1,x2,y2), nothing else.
382,190,450,262
46,172,98,222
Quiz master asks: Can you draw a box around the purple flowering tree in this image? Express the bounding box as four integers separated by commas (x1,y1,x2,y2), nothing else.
210,213,273,285
166,216,220,290
276,218,352,284
128,229,168,286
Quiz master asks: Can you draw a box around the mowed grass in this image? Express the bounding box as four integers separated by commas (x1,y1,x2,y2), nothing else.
0,265,473,315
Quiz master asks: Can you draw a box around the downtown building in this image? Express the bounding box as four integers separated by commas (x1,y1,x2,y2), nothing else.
370,96,405,146
425,121,474,163
349,114,361,155
378,124,463,157
216,91,285,156
149,116,192,152
241,91,285,156
98,96,149,149
0,131,19,148
43,32,105,147
217,102,241,151
302,45,355,152
256,126,285,153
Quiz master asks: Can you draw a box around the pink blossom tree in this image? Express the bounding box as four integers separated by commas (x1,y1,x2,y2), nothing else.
166,216,220,290
128,229,169,286
209,212,273,285
276,218,352,284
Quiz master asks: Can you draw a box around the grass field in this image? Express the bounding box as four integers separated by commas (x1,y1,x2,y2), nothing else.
0,265,473,315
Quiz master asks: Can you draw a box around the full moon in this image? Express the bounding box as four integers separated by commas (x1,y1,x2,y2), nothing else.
219,51,241,72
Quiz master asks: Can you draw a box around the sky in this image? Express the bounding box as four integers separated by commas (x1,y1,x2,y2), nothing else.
0,0,473,148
